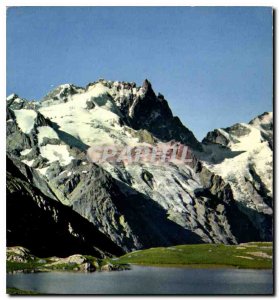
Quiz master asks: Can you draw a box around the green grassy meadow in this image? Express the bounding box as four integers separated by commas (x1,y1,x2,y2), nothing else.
110,242,272,269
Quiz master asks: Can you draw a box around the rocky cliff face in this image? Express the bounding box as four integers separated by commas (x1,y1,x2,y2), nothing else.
199,112,273,241
6,79,273,256
6,156,123,258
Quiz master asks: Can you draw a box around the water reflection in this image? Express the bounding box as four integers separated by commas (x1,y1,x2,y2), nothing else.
7,266,273,295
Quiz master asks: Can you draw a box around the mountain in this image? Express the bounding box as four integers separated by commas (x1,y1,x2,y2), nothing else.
7,155,123,258
200,112,273,240
6,79,273,257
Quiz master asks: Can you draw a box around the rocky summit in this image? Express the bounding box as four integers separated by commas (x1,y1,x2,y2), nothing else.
6,78,273,257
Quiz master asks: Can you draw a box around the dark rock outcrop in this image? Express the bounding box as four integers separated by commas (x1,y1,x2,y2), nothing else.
128,80,202,151
6,156,123,258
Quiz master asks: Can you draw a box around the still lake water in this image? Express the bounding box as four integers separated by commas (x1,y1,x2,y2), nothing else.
7,265,273,295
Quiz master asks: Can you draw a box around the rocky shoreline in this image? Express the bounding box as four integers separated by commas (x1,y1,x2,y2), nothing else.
7,246,130,274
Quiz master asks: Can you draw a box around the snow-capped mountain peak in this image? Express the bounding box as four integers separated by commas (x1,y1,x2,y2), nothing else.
199,112,273,240
6,79,273,252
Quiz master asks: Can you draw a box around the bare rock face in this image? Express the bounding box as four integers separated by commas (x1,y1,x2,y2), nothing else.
6,79,273,258
81,262,96,272
127,80,202,151
7,246,35,263
101,263,114,271
6,156,123,258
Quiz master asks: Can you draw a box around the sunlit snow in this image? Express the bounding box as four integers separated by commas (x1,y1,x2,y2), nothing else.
13,109,37,134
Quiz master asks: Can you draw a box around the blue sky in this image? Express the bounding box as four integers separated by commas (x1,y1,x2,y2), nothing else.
7,7,273,140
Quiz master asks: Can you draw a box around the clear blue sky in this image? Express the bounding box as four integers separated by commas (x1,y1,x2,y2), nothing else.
7,7,273,140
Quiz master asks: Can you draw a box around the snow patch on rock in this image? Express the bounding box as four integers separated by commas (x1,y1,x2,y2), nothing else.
40,144,74,166
21,159,34,167
37,126,59,145
13,109,37,134
20,148,32,156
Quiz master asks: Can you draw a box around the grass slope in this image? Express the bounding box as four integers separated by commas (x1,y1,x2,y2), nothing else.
112,242,272,269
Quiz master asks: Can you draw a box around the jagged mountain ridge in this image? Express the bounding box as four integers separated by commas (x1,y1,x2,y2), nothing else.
6,78,273,256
